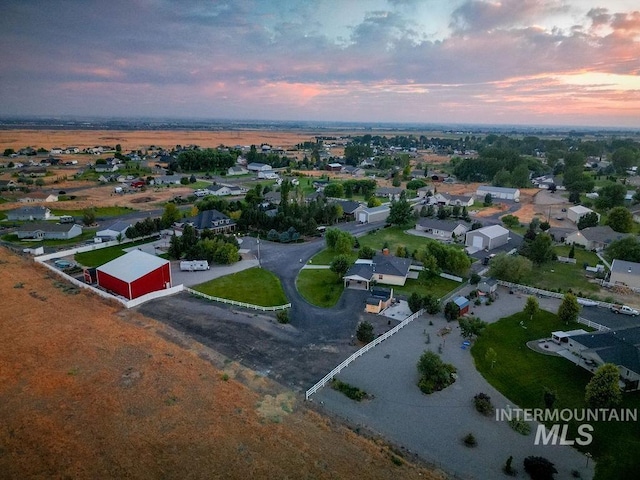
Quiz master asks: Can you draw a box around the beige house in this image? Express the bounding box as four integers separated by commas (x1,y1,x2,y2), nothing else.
565,226,629,251
344,254,412,289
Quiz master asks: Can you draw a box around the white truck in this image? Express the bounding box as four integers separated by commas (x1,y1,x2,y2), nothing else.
610,305,640,316
180,260,210,271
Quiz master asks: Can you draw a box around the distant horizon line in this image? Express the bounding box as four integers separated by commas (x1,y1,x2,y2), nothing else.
0,115,639,134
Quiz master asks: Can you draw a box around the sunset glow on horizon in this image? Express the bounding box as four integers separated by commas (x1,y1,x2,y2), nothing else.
0,0,638,127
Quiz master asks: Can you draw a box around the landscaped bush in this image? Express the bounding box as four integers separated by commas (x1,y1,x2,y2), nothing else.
276,310,290,324
508,418,531,436
473,392,494,416
417,351,457,394
331,378,368,401
356,321,375,343
463,433,477,447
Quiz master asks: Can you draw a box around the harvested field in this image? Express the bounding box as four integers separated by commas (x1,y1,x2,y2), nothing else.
0,248,444,480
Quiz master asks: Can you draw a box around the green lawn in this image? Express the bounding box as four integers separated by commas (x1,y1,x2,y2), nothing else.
51,206,135,218
309,249,357,265
393,276,460,300
519,246,602,295
472,310,640,479
193,267,288,307
297,269,344,308
74,239,154,267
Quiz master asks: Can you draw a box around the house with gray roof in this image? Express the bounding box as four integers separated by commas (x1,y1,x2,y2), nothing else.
565,226,630,251
16,222,82,240
566,326,640,390
186,209,235,234
334,200,364,220
609,259,640,290
375,187,403,201
96,221,132,241
344,253,412,289
417,218,468,240
7,206,51,221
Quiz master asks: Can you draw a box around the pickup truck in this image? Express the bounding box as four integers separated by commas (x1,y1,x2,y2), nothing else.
610,305,640,316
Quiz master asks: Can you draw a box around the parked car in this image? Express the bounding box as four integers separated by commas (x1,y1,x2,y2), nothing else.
610,305,640,316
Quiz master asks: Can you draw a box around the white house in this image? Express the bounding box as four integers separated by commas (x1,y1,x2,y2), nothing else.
227,165,249,176
7,206,51,221
95,221,132,241
247,162,272,172
417,218,468,240
465,224,510,252
16,222,82,240
567,205,599,224
257,170,279,180
476,185,520,202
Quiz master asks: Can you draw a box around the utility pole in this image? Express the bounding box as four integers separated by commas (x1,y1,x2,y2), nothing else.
257,234,261,267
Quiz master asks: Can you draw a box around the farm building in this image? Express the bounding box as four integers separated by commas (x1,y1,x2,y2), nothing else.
7,206,51,221
16,222,82,240
465,225,510,252
358,205,390,224
96,250,172,300
609,260,640,289
475,185,520,202
95,221,132,241
247,162,272,172
567,205,599,224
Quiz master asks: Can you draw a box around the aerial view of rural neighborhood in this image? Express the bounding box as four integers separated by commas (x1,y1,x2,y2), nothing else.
1,1,640,480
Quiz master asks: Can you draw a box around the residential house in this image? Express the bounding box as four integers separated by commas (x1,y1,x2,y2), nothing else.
416,218,468,240
565,327,640,390
0,179,17,190
326,163,343,172
334,200,364,221
7,206,51,221
19,167,47,177
375,187,403,201
565,226,630,251
445,194,474,207
227,165,249,176
264,191,282,205
343,165,365,176
186,209,236,234
154,174,187,185
18,191,59,203
608,260,640,289
477,278,498,296
344,253,412,289
16,222,82,240
465,225,510,252
416,186,432,198
548,227,576,243
95,221,132,241
567,205,599,224
257,170,279,180
475,185,520,202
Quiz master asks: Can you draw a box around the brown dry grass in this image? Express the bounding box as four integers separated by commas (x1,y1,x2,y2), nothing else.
0,248,444,480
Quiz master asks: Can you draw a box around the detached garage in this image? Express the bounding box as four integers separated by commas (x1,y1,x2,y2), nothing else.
97,250,172,300
465,225,510,252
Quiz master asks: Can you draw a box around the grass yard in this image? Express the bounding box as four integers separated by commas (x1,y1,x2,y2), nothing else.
358,226,464,256
519,245,602,295
193,267,288,307
297,269,344,308
74,239,155,267
309,249,358,265
394,276,460,300
51,206,135,218
472,310,640,479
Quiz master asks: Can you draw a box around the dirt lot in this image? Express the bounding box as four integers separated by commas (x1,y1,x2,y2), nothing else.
0,248,445,479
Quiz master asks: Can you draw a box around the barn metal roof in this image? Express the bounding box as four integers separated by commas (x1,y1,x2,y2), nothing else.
97,249,169,283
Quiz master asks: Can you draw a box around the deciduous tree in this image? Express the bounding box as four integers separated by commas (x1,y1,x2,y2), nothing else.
585,363,622,408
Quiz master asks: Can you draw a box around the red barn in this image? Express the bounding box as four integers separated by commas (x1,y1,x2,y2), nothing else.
96,250,172,300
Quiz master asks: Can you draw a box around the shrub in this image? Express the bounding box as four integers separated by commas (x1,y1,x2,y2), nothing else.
276,310,290,324
508,418,531,436
331,378,367,401
356,321,375,343
417,351,457,394
523,456,557,480
473,392,494,416
463,433,477,447
503,455,516,476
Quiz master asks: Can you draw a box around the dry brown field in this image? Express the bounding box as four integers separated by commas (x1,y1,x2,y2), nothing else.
0,248,444,479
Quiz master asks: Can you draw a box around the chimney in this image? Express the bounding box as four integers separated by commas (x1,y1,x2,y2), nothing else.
382,248,389,256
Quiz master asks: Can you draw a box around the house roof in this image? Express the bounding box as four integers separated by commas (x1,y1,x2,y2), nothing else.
568,205,593,214
100,221,132,233
445,194,473,203
578,226,628,244
454,296,470,308
571,326,640,374
371,286,392,299
187,209,234,230
207,184,230,193
335,200,362,214
362,205,390,214
372,253,411,277
344,263,375,280
473,224,509,239
16,222,78,233
9,206,50,215
611,259,640,277
477,185,519,194
418,218,467,232
376,187,403,195
97,250,169,283
366,297,382,306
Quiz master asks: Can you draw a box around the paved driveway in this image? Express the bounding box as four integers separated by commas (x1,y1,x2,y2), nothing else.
311,288,594,480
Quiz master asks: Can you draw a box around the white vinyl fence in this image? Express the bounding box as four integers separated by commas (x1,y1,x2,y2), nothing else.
305,308,425,400
185,287,291,311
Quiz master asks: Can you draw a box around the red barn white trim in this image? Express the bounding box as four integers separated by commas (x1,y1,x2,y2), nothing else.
96,250,172,300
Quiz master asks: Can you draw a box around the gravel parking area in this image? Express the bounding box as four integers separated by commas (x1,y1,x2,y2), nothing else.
311,288,594,480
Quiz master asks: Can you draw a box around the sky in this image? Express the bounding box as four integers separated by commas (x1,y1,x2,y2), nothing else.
0,0,639,128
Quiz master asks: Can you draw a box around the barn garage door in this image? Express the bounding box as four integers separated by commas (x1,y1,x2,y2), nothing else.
472,235,484,249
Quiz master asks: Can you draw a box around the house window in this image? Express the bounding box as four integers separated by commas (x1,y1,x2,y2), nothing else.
378,274,383,280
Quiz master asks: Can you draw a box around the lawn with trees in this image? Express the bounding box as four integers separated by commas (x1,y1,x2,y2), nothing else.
472,310,640,479
193,267,287,307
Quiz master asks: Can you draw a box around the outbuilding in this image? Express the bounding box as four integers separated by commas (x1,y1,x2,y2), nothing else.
465,224,510,252
567,205,599,224
358,205,390,224
475,185,520,201
95,221,132,241
96,250,171,300
453,296,470,316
